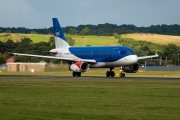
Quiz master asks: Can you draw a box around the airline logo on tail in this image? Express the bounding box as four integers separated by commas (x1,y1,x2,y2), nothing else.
52,18,70,48
55,32,60,36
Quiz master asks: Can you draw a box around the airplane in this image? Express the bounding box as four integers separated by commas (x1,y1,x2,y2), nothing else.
11,18,158,77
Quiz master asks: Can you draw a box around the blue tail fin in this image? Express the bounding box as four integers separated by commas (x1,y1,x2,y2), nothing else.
52,18,70,48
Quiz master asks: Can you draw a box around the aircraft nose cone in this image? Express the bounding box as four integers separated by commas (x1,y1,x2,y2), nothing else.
130,55,138,64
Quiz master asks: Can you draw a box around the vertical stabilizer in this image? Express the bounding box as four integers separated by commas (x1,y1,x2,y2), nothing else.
52,18,70,48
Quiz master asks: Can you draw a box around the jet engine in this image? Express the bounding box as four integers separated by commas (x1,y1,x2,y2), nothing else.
123,63,139,73
69,61,89,72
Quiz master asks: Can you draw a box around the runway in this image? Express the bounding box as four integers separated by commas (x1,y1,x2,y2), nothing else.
0,75,179,81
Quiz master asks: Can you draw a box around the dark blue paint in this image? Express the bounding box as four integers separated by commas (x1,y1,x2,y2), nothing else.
53,18,66,41
69,46,135,62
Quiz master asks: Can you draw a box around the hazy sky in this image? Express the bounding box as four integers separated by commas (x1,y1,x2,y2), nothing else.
0,0,180,28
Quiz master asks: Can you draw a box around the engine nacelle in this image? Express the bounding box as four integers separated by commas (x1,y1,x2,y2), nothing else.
69,61,89,72
123,63,139,73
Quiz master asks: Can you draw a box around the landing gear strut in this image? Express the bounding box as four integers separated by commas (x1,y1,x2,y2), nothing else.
106,67,115,77
119,67,125,77
72,72,81,77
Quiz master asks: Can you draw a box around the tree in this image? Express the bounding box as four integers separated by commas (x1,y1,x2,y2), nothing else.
48,36,55,48
30,31,37,34
65,35,75,46
0,53,6,64
80,27,90,35
118,36,125,44
13,38,34,53
15,56,27,62
113,33,119,39
5,39,16,52
20,38,33,45
163,44,179,64
0,41,6,54
142,45,149,51
68,28,78,35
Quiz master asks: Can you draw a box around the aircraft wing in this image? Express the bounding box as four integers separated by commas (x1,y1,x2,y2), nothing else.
137,53,159,60
12,53,96,63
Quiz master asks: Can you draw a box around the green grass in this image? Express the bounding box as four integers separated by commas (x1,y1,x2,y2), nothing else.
1,68,180,78
0,78,180,120
73,36,119,46
0,33,52,43
0,33,119,46
2,33,180,47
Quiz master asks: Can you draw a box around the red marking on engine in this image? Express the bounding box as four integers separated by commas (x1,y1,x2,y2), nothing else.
74,61,82,68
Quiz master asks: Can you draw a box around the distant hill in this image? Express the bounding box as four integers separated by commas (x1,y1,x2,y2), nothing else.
1,33,180,47
121,33,180,46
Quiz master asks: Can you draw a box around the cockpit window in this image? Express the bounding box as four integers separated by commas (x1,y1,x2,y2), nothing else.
127,51,134,55
121,51,126,54
121,50,135,55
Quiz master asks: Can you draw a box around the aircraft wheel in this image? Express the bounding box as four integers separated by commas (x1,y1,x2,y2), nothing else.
73,72,77,77
106,71,110,77
110,71,115,77
120,73,125,77
122,73,125,77
77,72,81,77
73,72,81,77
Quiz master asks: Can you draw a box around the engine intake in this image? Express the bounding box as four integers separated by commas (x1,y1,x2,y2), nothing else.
123,63,139,73
69,61,89,72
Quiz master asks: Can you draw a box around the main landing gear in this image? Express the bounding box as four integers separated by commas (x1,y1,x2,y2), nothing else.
106,67,115,77
106,67,126,77
72,72,81,77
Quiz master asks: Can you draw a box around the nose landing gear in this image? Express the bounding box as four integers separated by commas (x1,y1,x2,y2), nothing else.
119,66,125,77
119,72,125,77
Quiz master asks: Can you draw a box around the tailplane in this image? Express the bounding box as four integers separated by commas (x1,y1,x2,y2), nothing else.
52,18,70,48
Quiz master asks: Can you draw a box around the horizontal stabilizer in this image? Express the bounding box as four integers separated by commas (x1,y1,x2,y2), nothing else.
33,50,58,54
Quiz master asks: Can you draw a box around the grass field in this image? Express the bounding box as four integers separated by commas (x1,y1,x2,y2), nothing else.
1,68,180,78
121,33,180,46
1,33,180,46
73,36,119,46
0,33,52,43
0,77,180,120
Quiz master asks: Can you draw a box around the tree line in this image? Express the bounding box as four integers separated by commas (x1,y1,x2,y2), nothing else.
1,23,180,36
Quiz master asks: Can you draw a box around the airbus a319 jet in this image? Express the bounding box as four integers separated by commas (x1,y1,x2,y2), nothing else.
12,18,158,77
